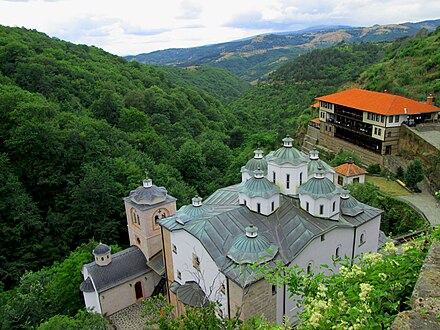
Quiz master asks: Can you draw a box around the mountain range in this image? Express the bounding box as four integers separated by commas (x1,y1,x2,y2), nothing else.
126,19,440,82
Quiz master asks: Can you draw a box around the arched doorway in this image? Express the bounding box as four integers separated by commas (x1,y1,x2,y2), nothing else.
134,281,144,301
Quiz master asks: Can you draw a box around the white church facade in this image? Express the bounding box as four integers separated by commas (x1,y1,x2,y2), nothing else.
80,135,382,323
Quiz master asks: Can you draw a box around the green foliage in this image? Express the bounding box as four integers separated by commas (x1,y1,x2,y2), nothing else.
37,310,108,330
0,241,113,329
359,28,440,102
267,232,435,329
404,159,424,190
396,166,405,179
327,150,361,167
348,182,428,235
367,164,381,175
143,294,288,330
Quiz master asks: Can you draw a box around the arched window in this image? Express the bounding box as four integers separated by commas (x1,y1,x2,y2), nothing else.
360,233,365,245
307,262,312,274
335,247,340,258
134,281,143,300
153,209,168,228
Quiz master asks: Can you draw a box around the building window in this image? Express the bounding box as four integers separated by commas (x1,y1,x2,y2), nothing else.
134,281,143,300
353,177,360,184
154,209,167,228
172,244,177,254
335,247,340,258
338,175,344,186
381,116,385,123
378,128,382,135
307,263,312,275
244,199,247,206
257,203,261,213
271,201,275,212
395,115,399,122
272,285,277,296
360,233,365,245
374,127,378,135
299,172,303,185
286,174,290,189
220,283,226,295
321,234,325,241
332,201,336,212
177,270,181,280
192,253,200,270
319,204,324,215
136,237,141,245
272,171,276,183
389,116,394,123
387,131,392,138
306,201,309,212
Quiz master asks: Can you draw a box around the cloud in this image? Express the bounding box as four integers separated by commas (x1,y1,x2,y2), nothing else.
121,22,170,36
177,0,203,19
224,11,302,31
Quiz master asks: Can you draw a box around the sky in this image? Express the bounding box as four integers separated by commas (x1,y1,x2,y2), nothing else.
1,0,439,56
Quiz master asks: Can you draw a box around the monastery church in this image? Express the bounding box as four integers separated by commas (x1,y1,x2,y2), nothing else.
80,135,382,324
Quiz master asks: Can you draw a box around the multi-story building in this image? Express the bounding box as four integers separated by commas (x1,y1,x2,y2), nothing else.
316,89,439,164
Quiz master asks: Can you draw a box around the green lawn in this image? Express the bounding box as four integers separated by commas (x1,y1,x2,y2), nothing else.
365,175,412,196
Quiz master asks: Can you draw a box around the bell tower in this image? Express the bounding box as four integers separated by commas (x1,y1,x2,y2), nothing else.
124,178,177,261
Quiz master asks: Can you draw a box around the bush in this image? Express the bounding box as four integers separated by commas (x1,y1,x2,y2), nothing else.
396,166,405,179
404,159,424,190
367,164,381,175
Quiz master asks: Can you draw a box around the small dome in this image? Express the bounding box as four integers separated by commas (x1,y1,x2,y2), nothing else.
176,281,209,308
239,174,280,199
340,194,364,216
93,243,110,255
308,150,334,176
128,178,167,205
241,149,268,175
227,225,278,264
79,277,95,293
267,136,308,166
299,174,340,199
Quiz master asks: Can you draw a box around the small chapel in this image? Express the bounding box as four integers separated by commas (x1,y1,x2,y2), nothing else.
80,135,383,323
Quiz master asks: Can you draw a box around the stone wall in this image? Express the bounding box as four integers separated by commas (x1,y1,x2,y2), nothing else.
319,133,384,166
391,241,440,329
240,279,277,323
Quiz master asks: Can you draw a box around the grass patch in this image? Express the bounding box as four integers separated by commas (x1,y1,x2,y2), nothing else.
365,175,411,196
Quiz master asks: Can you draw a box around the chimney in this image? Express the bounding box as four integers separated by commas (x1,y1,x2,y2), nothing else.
427,93,434,106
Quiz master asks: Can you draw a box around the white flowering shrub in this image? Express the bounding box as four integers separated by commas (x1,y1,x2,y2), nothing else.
264,233,435,329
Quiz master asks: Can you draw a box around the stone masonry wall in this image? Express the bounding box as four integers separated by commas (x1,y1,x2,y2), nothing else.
391,241,440,329
240,278,277,323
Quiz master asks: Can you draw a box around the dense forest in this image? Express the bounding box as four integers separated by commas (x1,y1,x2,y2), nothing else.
1,25,439,329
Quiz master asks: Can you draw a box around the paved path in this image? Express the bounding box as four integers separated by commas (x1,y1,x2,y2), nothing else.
397,180,439,227
107,302,146,330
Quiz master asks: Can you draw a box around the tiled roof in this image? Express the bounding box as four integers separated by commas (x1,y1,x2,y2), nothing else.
83,246,151,293
334,163,368,177
310,117,320,124
317,88,439,115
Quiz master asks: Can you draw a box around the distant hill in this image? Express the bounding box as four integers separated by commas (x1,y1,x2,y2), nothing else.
126,19,440,82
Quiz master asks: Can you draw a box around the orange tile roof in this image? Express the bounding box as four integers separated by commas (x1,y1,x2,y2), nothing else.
312,101,319,108
333,163,368,177
311,118,320,124
316,88,439,116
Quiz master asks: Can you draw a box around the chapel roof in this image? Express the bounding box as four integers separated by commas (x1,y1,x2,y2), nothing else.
82,246,151,293
334,161,368,177
316,88,440,116
159,184,382,287
238,171,280,198
298,172,342,199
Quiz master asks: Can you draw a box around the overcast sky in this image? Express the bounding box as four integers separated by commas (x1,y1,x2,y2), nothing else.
1,0,439,56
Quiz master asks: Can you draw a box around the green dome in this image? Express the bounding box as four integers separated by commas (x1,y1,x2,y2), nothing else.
299,172,340,199
308,159,334,176
267,136,308,166
340,196,364,216
227,225,278,264
239,174,280,198
242,157,268,175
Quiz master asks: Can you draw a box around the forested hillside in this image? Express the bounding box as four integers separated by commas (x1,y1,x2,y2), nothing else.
227,42,387,145
357,27,440,101
0,25,243,290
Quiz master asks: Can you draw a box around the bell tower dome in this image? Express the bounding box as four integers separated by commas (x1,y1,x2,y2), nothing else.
124,178,177,261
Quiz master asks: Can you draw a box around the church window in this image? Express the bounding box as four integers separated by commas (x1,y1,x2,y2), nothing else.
338,175,344,186
172,244,177,254
135,281,143,300
272,285,277,296
307,263,312,274
257,203,261,213
271,201,274,212
299,172,303,185
177,270,181,280
321,234,325,241
101,257,104,261
332,201,336,212
360,233,365,245
286,174,290,189
306,202,309,212
192,253,200,270
244,199,247,206
272,171,276,183
136,214,140,225
154,209,167,228
136,236,141,245
335,247,340,258
220,283,226,295
319,204,324,215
